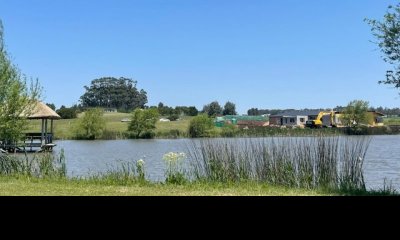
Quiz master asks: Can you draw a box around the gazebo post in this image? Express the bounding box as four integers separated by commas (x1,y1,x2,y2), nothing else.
41,119,45,146
50,119,54,143
45,119,48,144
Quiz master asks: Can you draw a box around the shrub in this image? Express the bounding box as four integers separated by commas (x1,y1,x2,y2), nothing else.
128,108,159,139
188,114,214,138
56,106,77,119
220,124,239,137
167,114,180,121
75,108,105,140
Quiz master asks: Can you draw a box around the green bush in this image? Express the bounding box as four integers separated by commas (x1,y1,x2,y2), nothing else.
128,108,160,139
75,108,106,140
220,124,239,137
56,106,77,119
188,114,214,138
167,114,180,121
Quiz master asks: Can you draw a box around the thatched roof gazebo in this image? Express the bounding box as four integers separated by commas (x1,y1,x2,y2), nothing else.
25,101,61,151
27,101,61,120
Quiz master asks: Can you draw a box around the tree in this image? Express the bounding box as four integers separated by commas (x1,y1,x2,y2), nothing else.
202,101,222,117
223,101,237,115
128,108,160,139
56,105,77,119
157,103,175,116
188,114,214,138
186,106,199,116
366,4,400,93
75,108,105,140
175,106,198,116
46,103,56,111
247,108,259,116
341,100,370,127
0,20,41,145
80,77,148,111
167,114,180,121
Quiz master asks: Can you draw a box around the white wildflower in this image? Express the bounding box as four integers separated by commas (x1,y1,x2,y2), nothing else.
137,159,145,167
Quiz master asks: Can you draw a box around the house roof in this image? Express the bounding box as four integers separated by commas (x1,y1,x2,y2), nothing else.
371,111,385,116
26,101,61,119
270,110,321,117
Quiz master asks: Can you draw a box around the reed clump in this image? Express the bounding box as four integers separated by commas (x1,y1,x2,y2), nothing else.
188,136,370,192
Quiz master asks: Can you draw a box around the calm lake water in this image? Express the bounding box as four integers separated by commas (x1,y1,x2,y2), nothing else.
53,135,400,190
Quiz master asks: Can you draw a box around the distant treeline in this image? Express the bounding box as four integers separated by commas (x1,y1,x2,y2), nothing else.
149,102,199,117
247,108,329,116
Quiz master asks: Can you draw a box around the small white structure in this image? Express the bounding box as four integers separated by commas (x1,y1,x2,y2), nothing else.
159,118,171,122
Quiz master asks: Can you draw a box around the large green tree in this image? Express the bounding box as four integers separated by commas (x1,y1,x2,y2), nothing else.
202,101,222,117
128,108,160,139
223,101,237,116
341,100,370,127
80,77,148,111
0,20,40,145
366,3,400,92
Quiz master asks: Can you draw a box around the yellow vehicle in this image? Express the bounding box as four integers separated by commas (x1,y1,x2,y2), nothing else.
305,111,335,128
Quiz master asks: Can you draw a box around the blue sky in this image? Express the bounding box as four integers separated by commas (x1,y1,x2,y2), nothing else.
0,0,399,114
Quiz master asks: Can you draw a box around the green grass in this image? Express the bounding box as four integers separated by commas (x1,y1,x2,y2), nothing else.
384,117,400,125
0,176,327,196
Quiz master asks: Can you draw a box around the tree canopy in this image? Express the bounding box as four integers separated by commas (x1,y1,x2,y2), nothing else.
128,108,160,139
203,101,222,117
156,102,198,116
366,3,400,93
75,108,105,140
56,105,77,119
0,20,41,144
223,101,237,115
341,100,370,127
80,77,148,111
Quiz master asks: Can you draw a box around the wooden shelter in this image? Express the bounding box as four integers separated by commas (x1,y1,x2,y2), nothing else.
0,101,61,152
24,101,61,151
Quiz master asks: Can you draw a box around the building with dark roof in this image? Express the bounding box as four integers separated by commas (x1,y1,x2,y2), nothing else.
269,110,321,127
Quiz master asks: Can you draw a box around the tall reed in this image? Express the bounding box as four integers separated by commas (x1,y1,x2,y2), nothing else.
0,150,66,178
188,136,371,191
85,159,147,185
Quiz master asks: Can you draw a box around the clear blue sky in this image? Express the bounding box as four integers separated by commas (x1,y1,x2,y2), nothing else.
0,0,399,114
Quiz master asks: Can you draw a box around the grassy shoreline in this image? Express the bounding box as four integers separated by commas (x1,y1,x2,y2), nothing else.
0,176,327,196
0,176,395,196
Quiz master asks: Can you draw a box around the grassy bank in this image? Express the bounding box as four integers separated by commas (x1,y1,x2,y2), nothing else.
384,117,400,125
27,112,193,140
0,176,325,196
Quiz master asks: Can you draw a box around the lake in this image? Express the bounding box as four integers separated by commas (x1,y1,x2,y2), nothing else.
53,135,400,190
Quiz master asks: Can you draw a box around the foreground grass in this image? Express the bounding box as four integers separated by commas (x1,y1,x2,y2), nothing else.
0,176,328,196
